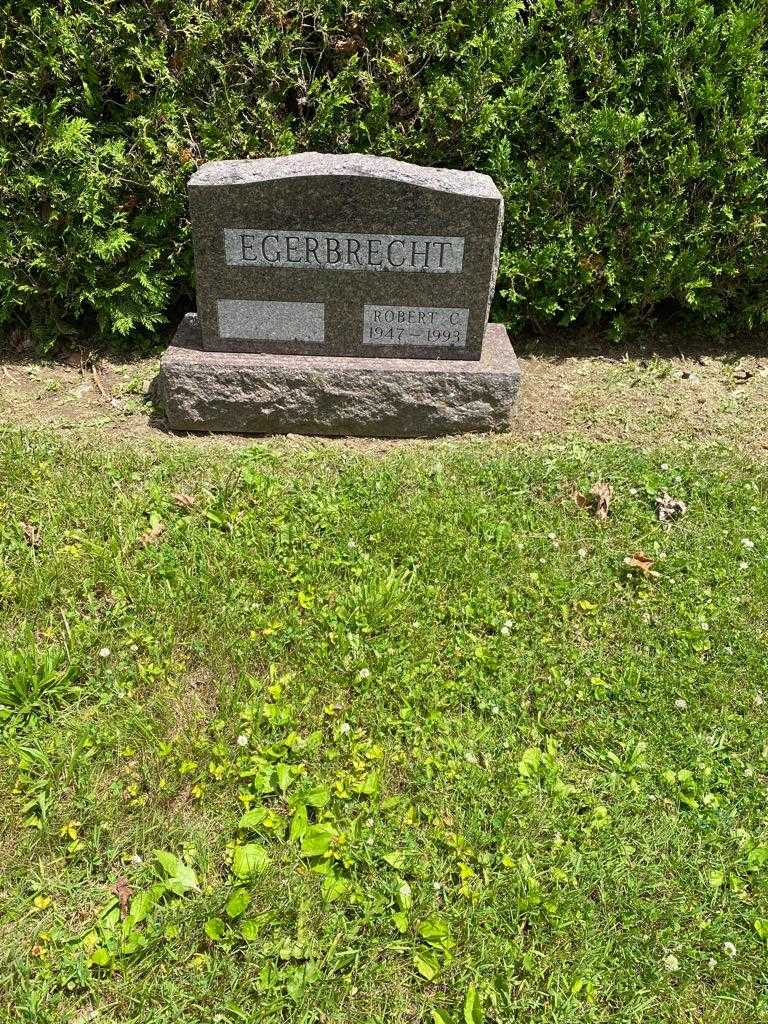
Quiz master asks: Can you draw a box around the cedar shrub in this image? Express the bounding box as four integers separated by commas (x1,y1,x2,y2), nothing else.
1,0,768,351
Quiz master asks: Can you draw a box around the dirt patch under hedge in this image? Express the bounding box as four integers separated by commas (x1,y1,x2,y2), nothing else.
2,329,767,458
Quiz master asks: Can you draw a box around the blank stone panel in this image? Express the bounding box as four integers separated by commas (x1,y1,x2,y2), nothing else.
217,300,325,344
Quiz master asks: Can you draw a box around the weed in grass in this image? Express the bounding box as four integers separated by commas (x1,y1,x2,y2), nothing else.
0,645,79,727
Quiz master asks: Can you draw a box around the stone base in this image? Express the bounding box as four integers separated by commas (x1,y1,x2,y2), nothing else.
156,313,520,438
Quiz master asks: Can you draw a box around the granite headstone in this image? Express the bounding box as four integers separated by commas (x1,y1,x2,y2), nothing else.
157,153,521,437
188,153,503,361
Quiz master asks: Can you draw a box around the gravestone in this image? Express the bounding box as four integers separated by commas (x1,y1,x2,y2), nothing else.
157,153,521,437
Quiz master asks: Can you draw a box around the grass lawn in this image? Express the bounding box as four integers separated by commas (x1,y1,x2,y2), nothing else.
1,429,767,1023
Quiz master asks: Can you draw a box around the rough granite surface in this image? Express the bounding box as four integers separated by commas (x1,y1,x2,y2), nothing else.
189,153,501,199
188,153,503,362
158,314,520,438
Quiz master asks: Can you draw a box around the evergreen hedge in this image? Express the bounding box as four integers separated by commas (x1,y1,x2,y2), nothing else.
3,0,768,351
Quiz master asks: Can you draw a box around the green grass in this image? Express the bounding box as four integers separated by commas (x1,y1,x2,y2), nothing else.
1,429,767,1024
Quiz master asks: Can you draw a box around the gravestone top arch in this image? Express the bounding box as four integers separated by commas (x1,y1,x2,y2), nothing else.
189,152,502,199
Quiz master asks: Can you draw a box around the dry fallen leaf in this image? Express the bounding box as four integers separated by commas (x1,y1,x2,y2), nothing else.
591,482,614,520
21,522,41,548
570,488,589,510
172,492,196,511
112,876,132,918
91,364,110,400
139,520,165,547
656,491,687,524
623,552,661,578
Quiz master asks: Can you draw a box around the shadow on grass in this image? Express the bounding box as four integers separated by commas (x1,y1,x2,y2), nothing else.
0,295,195,369
512,317,768,364
4,297,768,369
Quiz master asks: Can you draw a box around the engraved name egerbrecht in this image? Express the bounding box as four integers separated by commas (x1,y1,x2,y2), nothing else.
224,230,465,273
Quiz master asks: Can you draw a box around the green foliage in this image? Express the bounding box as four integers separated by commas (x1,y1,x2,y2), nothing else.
2,0,768,351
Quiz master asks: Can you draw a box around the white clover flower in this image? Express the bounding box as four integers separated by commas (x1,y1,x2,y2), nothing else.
741,538,755,549
236,734,249,747
358,668,371,680
98,647,111,659
754,694,764,707
740,561,749,570
661,463,670,471
340,721,351,735
663,953,680,972
675,698,688,711
501,626,510,637
723,941,737,957
578,548,588,559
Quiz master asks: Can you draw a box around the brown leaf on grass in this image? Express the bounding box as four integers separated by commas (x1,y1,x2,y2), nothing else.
172,492,196,511
21,522,41,548
591,482,614,520
139,520,165,547
571,483,613,519
623,552,661,578
655,491,687,524
112,876,132,918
